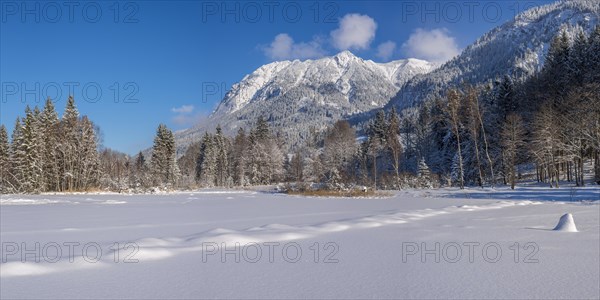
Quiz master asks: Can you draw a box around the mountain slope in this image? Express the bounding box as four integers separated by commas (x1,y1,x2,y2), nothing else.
388,0,599,110
176,51,435,151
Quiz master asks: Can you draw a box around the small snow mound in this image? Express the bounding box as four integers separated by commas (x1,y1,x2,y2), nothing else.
553,213,578,232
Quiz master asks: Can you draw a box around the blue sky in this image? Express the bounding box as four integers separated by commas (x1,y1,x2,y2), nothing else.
0,0,552,154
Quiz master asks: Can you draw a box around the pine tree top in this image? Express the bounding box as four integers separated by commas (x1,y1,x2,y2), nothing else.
41,98,59,122
63,95,79,122
0,125,8,142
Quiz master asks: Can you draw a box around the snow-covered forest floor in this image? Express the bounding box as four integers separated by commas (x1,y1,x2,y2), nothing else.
1,185,598,299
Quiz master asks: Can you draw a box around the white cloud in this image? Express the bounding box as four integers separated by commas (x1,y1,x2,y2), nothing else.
261,14,379,60
171,105,194,114
172,113,203,126
262,33,326,61
402,28,460,63
331,14,377,50
376,41,396,61
171,105,201,127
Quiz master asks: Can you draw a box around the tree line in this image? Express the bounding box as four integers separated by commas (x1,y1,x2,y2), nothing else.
400,25,600,189
1,27,598,194
0,96,100,193
175,109,434,191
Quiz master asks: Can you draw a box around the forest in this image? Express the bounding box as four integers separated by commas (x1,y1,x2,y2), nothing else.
1,27,598,194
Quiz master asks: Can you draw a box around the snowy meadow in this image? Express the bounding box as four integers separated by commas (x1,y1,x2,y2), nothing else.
1,187,598,299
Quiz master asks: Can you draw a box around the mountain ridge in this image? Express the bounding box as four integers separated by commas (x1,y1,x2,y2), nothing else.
387,0,599,111
175,51,436,152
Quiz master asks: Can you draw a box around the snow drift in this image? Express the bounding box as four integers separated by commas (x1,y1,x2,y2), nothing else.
553,213,578,232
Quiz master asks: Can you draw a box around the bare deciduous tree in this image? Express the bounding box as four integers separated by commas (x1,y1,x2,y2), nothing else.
501,113,525,189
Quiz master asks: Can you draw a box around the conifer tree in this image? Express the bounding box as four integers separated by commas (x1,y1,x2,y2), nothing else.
544,30,572,99
78,116,100,190
497,75,516,119
0,125,10,192
371,110,387,143
446,89,465,189
569,27,588,84
130,151,148,188
214,125,230,187
417,158,431,178
417,158,433,188
40,98,60,191
60,96,80,191
246,117,284,185
367,110,388,189
150,124,179,187
10,117,25,192
289,149,303,182
196,132,216,187
587,25,600,84
136,151,146,171
21,106,43,192
386,107,402,187
254,117,270,140
232,127,248,186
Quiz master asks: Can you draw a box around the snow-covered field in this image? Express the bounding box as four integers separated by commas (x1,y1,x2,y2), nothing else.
1,187,599,299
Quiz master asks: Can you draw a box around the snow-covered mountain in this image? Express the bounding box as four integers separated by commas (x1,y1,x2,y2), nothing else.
176,51,435,150
388,0,599,110
213,51,434,117
176,0,599,153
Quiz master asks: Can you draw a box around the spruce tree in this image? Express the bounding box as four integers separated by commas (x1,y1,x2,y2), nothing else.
150,124,179,188
497,75,516,119
245,117,284,185
417,158,433,188
10,117,25,192
386,107,402,187
78,116,100,190
254,117,270,141
0,125,10,192
136,151,146,171
168,128,181,186
214,125,230,187
196,132,216,187
366,110,388,189
232,127,247,186
40,98,60,191
570,27,588,84
289,149,303,182
61,96,80,191
587,25,600,84
428,97,451,177
131,151,148,188
446,89,465,189
417,158,431,178
544,30,572,100
21,106,43,193
370,110,387,143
